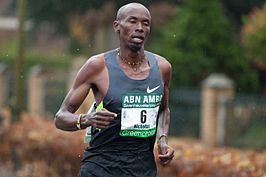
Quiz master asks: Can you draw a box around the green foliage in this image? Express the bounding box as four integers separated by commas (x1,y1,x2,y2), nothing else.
222,0,266,22
244,27,266,63
233,117,266,149
242,4,266,67
26,0,98,34
0,41,71,70
25,0,178,35
150,0,259,92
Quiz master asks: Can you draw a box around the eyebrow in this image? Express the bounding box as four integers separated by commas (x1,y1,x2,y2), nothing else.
127,16,150,22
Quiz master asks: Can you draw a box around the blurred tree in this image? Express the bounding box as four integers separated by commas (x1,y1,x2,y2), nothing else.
149,2,176,29
221,0,266,38
150,0,259,92
242,4,266,91
25,0,179,35
242,4,266,69
13,0,26,122
21,0,179,54
221,0,266,23
67,2,116,54
7,0,264,36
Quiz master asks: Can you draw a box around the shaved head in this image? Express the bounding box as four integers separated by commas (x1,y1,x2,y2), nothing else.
113,2,151,52
116,3,151,21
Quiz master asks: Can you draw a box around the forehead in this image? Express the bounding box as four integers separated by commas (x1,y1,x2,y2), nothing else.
118,5,151,21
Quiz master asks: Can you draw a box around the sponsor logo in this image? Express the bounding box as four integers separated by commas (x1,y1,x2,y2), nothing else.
147,85,160,93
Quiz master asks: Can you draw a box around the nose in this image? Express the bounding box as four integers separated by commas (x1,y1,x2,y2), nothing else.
136,22,144,32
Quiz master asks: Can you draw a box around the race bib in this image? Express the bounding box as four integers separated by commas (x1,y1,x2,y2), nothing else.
120,93,163,138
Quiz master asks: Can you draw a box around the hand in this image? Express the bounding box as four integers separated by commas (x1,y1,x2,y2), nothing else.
157,141,175,165
82,108,117,129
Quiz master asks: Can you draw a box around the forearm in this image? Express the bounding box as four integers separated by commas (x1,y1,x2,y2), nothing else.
54,86,91,131
157,108,170,141
54,111,81,131
54,105,116,131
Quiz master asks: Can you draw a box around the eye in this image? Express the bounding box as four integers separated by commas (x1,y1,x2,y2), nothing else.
142,20,150,26
143,21,149,26
129,19,137,24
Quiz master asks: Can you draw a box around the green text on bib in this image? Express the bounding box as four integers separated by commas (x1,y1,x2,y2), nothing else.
120,93,162,138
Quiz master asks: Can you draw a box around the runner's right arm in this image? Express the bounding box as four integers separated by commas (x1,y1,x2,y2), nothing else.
54,56,116,131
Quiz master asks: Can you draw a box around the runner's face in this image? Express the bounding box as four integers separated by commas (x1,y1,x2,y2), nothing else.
117,7,151,51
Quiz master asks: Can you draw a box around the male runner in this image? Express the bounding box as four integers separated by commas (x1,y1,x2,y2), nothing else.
54,2,174,177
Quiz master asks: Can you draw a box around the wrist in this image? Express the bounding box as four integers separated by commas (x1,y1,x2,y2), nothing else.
76,114,86,130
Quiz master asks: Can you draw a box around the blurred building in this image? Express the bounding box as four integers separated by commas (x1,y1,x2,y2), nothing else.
0,0,11,15
0,0,67,53
0,0,16,46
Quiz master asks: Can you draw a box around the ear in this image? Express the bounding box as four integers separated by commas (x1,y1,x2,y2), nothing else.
113,20,120,33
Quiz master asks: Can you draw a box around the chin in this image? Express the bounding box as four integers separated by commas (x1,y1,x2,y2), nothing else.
128,43,142,52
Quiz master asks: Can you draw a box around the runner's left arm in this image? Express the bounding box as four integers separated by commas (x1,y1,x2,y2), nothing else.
156,56,174,165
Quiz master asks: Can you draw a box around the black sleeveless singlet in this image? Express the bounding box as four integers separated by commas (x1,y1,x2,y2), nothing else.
80,49,164,177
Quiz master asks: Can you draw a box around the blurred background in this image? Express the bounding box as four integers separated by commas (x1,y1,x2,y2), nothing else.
0,0,265,177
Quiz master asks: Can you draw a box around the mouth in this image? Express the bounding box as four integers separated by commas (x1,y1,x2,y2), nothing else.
131,35,144,43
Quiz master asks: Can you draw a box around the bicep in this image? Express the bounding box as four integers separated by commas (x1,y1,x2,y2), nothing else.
62,82,91,113
60,60,96,113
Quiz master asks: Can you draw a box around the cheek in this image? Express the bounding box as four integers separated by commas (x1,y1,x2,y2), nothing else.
120,27,132,37
145,29,150,36
145,27,151,34
122,22,135,31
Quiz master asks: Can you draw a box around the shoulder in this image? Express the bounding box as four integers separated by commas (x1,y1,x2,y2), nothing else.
147,51,172,84
83,53,105,71
82,49,115,71
82,48,117,73
147,51,171,74
155,54,171,71
74,51,108,84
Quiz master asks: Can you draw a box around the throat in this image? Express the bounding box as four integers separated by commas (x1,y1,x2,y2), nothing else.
116,49,150,80
117,48,145,72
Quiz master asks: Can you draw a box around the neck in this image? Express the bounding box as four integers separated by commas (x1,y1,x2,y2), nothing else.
116,48,146,72
118,46,145,61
